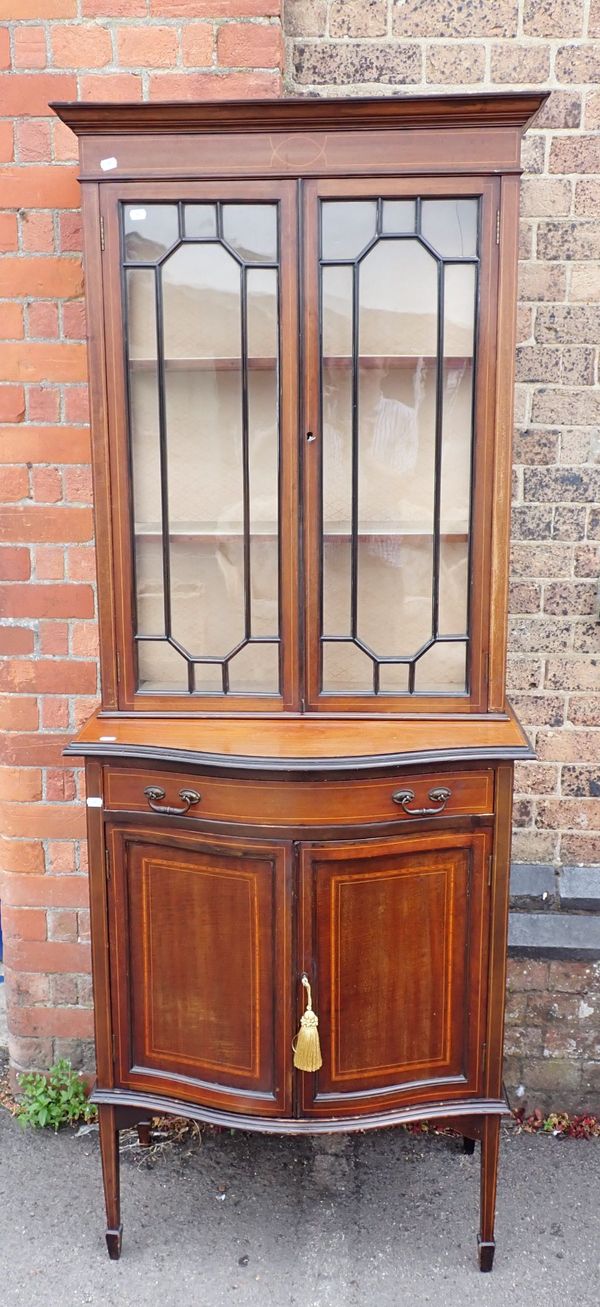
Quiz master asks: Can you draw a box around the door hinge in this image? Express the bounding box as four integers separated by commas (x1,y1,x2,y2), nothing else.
105,846,111,882
495,209,500,244
100,214,105,252
112,1032,117,1064
488,854,493,887
481,1041,487,1077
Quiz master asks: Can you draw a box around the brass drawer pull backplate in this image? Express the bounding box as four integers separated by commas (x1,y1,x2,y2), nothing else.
144,785,201,817
392,786,451,817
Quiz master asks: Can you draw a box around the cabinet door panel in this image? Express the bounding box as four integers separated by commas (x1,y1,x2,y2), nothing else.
299,828,489,1117
108,824,292,1116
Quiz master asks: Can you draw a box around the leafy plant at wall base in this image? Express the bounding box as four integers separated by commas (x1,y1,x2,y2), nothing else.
17,1059,97,1131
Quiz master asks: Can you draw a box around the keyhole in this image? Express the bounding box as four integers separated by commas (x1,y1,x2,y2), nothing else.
306,431,316,442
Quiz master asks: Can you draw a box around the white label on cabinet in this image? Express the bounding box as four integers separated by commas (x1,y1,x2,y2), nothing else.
100,156,118,172
86,797,103,808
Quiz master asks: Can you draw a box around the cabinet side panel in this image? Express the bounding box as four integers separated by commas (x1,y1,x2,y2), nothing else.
81,183,117,710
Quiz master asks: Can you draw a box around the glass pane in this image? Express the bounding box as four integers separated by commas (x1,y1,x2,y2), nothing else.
318,196,478,699
322,642,373,693
227,642,279,693
222,204,277,262
184,204,217,238
124,204,178,262
382,200,415,233
414,642,467,693
124,201,282,697
321,202,376,260
137,640,187,693
421,199,478,258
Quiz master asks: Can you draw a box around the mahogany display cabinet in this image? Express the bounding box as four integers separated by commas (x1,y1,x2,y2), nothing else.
54,92,545,1270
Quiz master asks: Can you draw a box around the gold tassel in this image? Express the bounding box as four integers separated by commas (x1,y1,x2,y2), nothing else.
293,975,322,1072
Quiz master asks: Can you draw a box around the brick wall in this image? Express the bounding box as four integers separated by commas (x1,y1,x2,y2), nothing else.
285,2,600,868
505,956,600,1112
0,0,598,1096
0,0,283,1077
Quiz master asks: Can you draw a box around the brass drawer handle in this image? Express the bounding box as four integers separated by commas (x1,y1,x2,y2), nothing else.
392,786,451,817
144,785,201,817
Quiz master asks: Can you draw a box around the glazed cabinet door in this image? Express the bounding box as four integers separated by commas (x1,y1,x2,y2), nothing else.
298,828,490,1119
100,180,300,713
302,177,499,714
107,824,292,1117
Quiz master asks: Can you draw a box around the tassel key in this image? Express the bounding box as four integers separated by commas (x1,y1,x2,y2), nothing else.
293,975,322,1072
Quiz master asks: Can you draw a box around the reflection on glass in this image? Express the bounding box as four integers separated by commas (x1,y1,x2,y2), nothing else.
321,202,376,259
184,204,217,238
125,201,281,695
322,641,373,693
414,642,467,693
318,196,478,697
421,198,478,258
222,204,277,262
382,200,415,233
124,204,178,261
227,641,279,693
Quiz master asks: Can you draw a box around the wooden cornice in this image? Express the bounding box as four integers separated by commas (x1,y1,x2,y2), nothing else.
51,92,548,138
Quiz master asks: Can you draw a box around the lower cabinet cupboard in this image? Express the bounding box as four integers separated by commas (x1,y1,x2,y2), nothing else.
79,750,522,1270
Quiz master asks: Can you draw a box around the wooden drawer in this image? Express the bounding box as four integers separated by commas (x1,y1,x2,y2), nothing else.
103,766,494,827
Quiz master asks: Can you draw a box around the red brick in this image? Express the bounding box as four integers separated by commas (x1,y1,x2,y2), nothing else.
80,72,142,101
52,118,78,163
151,0,279,11
0,695,38,731
58,212,83,252
35,547,64,581
13,25,47,69
217,22,282,67
149,70,281,98
4,937,91,975
11,973,51,1006
64,387,90,424
181,24,214,65
40,698,69,730
0,546,31,579
0,801,86,840
0,342,87,385
1,732,71,767
0,303,23,341
1,907,46,943
117,25,178,66
63,466,92,504
15,118,51,163
0,505,93,543
0,120,13,161
39,620,69,654
52,23,112,68
0,25,9,68
31,467,62,503
0,659,96,695
0,257,82,299
82,0,146,12
0,767,42,802
26,387,61,423
0,426,90,465
0,839,44,874
70,621,99,657
61,300,85,340
47,907,77,940
0,214,18,252
21,213,55,254
67,545,96,581
0,387,25,423
2,874,89,909
72,696,99,730
10,1007,94,1039
46,769,76,802
28,302,59,339
0,0,76,13
0,73,76,116
0,466,29,502
0,626,34,655
45,840,77,873
0,583,94,619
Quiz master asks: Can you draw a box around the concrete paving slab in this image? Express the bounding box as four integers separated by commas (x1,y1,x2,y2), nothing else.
1,1095,599,1307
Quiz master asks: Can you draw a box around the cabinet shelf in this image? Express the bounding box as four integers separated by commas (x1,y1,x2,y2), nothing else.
128,354,472,373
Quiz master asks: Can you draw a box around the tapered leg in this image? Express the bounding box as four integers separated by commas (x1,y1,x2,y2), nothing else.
137,1120,152,1148
462,1135,476,1155
98,1104,122,1260
478,1115,500,1272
